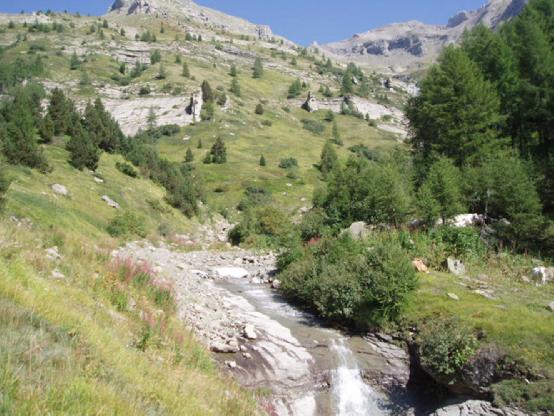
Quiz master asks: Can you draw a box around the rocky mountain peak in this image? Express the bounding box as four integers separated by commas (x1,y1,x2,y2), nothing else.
320,0,528,74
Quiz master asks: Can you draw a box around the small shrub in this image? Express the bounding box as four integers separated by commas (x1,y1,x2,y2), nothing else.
301,119,325,135
107,211,147,238
116,161,138,178
279,158,298,169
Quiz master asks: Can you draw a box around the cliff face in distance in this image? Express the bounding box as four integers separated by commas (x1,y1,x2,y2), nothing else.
318,0,528,74
108,0,277,42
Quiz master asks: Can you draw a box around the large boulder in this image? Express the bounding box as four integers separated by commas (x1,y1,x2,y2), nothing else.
531,266,554,285
101,195,120,209
446,257,466,276
302,91,319,112
51,184,69,196
346,221,370,240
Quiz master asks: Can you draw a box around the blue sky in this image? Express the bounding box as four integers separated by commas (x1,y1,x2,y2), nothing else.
0,0,488,44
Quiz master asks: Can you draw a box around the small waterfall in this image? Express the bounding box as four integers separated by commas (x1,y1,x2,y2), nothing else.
331,338,386,416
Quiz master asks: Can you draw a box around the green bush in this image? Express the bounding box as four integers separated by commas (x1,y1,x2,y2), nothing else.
0,158,11,210
116,161,138,178
229,206,293,248
301,119,325,135
278,234,417,327
237,186,272,211
107,211,147,238
418,318,478,382
278,158,298,169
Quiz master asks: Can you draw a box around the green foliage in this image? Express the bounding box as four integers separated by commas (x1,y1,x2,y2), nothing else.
301,119,325,135
0,86,49,172
229,206,293,247
259,155,266,166
299,208,329,241
203,137,226,164
252,58,263,78
0,158,11,210
38,114,54,143
341,72,354,95
82,98,124,152
417,157,465,225
181,61,190,78
150,50,161,64
115,161,138,178
254,103,264,115
69,52,80,70
330,121,342,145
200,101,214,121
66,125,99,171
156,63,166,80
107,211,147,238
185,148,194,163
418,319,479,382
278,235,417,326
287,79,302,98
407,46,503,169
201,80,214,102
278,157,298,169
320,153,413,227
229,64,237,77
230,77,241,97
319,141,338,178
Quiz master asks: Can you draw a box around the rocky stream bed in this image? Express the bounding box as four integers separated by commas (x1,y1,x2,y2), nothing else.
112,241,527,416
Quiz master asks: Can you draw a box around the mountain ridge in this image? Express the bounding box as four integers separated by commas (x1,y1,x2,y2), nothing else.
318,0,528,73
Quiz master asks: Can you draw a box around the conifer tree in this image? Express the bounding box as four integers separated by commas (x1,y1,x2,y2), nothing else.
201,80,214,102
175,54,181,64
230,78,241,97
0,157,10,210
69,52,80,70
147,107,157,131
209,137,227,164
407,46,502,172
197,138,203,149
341,72,353,95
255,104,264,115
39,113,54,143
320,141,338,178
182,61,190,78
287,79,302,98
252,58,263,78
66,124,100,171
185,147,194,162
331,121,343,146
229,64,237,77
259,155,266,166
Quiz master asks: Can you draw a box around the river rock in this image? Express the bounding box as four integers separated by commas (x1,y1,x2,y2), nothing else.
213,267,249,279
547,301,554,312
101,195,120,209
45,246,62,261
243,324,257,340
447,293,460,301
531,266,554,285
271,279,281,289
210,341,239,353
446,257,466,276
225,360,237,369
431,400,525,416
51,184,69,196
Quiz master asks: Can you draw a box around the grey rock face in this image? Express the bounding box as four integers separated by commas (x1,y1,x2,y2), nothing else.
320,0,529,73
446,257,466,276
531,266,554,285
431,400,527,416
186,91,203,121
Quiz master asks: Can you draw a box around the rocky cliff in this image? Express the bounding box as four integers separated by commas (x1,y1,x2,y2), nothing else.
319,0,528,73
108,0,278,41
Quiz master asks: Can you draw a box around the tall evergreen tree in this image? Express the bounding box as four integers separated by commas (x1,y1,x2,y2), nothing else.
320,141,338,179
259,155,266,166
229,64,237,77
407,46,502,172
66,123,99,171
201,80,214,102
39,113,54,143
0,157,10,210
209,137,227,164
185,147,194,162
252,58,263,79
417,157,465,226
230,77,241,97
182,61,190,78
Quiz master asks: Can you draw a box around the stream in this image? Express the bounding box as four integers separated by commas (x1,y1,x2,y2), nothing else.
113,243,416,416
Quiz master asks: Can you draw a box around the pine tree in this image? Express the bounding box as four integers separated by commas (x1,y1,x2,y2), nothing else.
156,63,166,80
39,113,54,143
320,141,338,178
201,101,214,121
259,155,266,166
287,79,302,98
197,138,203,149
331,121,343,146
2,90,49,171
230,78,241,97
255,104,264,115
175,54,181,64
147,106,157,131
0,157,10,210
201,80,214,102
210,137,227,164
150,49,161,64
48,88,71,135
69,52,80,70
417,157,465,225
252,58,263,78
67,124,100,171
182,61,190,78
185,147,194,162
119,62,126,74
229,64,237,77
407,46,502,172
341,72,353,95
